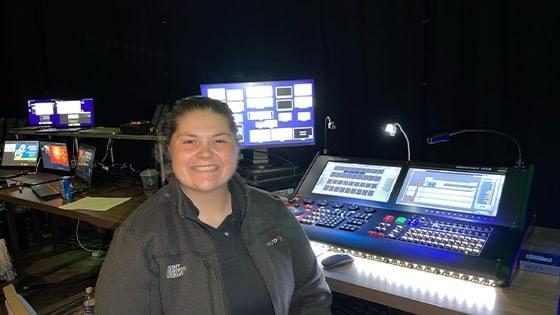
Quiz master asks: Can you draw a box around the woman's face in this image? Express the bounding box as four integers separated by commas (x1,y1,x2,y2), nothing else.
168,110,239,195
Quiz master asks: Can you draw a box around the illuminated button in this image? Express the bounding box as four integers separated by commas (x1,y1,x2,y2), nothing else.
289,207,305,216
408,218,419,226
364,207,376,213
395,216,407,225
383,215,395,223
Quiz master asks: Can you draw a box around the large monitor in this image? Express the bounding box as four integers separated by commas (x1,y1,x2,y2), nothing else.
27,98,94,128
40,141,71,172
1,141,40,167
311,161,402,203
200,79,315,148
396,167,506,217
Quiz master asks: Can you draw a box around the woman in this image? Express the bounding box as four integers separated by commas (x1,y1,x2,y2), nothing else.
95,96,332,314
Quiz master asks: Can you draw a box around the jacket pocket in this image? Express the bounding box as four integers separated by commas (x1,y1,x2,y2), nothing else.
154,252,220,314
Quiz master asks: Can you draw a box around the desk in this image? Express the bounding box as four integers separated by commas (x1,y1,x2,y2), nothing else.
2,184,558,314
313,242,560,315
0,184,145,252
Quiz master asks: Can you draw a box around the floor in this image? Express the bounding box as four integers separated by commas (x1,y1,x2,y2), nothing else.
0,207,411,315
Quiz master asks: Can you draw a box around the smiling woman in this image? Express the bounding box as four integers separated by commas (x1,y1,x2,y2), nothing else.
94,96,332,315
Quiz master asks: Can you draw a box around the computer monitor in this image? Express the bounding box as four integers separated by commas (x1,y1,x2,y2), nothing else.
311,161,402,203
1,141,40,167
396,167,506,217
75,144,96,185
27,99,57,126
40,142,71,172
54,98,94,128
200,79,315,148
27,98,94,128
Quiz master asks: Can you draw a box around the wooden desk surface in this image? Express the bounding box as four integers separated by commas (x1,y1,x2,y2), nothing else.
0,183,146,230
313,243,560,315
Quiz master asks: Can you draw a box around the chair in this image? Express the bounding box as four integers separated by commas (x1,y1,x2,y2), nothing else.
2,284,38,315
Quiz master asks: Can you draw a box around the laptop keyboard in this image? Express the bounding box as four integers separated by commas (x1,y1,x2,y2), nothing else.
0,169,27,179
13,173,61,185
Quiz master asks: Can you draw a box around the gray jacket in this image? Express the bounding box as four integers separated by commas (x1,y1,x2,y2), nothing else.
95,174,332,314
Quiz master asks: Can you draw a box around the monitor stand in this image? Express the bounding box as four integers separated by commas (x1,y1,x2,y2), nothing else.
237,149,302,191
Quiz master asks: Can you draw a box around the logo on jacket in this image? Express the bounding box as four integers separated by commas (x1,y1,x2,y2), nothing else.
266,235,284,247
166,264,186,279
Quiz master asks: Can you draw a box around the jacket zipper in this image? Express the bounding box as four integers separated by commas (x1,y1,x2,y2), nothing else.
241,239,278,315
202,259,217,315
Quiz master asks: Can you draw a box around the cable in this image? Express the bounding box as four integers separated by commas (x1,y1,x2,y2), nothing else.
75,220,96,253
394,123,411,162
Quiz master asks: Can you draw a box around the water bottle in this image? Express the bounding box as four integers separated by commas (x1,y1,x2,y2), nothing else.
83,286,95,315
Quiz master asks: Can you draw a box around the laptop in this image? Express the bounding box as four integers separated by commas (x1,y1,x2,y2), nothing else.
73,143,96,192
12,141,71,185
0,141,40,179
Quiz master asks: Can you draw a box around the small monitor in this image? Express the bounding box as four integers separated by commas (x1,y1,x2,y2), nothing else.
27,98,94,128
311,161,402,203
55,98,94,128
27,99,57,126
1,141,40,167
75,144,96,185
40,142,70,172
396,168,506,217
200,79,315,148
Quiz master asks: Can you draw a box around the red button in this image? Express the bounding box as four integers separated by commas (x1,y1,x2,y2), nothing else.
367,231,384,238
383,215,395,223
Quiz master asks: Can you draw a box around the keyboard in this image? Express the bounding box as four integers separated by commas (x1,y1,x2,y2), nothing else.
0,169,27,179
31,182,61,199
12,173,61,185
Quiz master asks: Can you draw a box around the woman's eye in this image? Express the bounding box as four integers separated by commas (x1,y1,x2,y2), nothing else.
182,139,196,145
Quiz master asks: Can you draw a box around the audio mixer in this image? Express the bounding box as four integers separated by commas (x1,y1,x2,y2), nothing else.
288,155,534,286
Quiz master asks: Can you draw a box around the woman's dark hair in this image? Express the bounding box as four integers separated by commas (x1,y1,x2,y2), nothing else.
154,96,238,178
161,96,237,141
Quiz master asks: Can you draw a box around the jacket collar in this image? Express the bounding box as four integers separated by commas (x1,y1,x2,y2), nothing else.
169,173,249,221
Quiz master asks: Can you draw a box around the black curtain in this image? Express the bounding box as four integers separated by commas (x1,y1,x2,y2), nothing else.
2,0,559,227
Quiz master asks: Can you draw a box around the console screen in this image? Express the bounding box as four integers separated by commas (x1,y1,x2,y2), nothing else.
396,168,505,217
312,161,401,202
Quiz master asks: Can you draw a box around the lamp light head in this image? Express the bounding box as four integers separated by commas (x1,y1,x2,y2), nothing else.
385,123,397,137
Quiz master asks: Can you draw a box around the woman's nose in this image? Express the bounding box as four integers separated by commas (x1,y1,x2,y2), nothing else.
196,142,213,158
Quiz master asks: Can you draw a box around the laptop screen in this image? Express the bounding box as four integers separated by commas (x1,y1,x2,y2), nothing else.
1,141,40,167
75,144,96,185
40,142,71,172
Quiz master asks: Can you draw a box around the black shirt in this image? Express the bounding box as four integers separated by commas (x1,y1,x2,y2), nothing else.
201,197,275,315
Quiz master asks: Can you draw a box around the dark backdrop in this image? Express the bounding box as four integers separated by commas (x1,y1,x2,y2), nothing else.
2,1,559,227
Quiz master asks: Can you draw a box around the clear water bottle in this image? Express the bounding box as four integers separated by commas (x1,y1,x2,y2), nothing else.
83,286,95,315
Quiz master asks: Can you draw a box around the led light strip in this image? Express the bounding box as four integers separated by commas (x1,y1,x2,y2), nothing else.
327,246,497,287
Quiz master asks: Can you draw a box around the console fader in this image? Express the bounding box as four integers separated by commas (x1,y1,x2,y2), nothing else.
288,155,534,287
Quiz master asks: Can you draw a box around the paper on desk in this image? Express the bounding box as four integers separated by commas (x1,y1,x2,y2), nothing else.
59,197,131,211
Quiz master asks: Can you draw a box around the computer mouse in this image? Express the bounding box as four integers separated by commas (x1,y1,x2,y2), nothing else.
321,253,354,270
